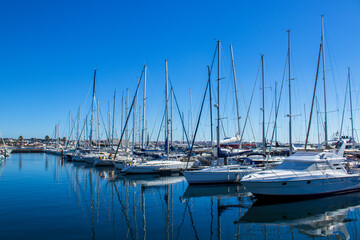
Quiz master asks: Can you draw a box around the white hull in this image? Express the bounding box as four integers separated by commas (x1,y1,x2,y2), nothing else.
242,174,360,198
121,160,193,174
183,165,262,184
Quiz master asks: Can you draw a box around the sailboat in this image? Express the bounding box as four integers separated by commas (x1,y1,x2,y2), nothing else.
183,42,267,184
121,61,195,174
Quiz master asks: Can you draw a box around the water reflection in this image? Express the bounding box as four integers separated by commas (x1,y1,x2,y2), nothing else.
239,193,360,239
120,174,185,188
181,184,251,201
2,153,360,240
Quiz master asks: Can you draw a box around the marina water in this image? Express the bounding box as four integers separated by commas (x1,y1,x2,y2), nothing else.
0,153,359,239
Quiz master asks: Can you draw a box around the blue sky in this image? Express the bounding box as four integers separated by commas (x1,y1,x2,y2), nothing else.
0,0,359,144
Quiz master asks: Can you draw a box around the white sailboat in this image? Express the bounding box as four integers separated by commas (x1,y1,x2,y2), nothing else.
183,42,266,184
120,63,194,174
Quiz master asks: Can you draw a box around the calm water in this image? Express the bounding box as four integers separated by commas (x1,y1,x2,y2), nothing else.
1,153,360,240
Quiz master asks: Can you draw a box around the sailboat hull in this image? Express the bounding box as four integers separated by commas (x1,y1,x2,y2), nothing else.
183,165,261,184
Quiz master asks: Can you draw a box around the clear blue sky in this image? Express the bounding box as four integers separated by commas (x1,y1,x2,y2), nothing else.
0,0,359,144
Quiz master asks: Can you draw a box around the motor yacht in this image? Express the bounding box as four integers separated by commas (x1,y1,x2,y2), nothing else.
241,143,360,200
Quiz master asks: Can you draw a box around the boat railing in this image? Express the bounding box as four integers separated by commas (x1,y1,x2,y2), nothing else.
289,169,299,178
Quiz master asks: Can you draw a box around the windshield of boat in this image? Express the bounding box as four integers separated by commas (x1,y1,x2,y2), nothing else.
276,161,314,170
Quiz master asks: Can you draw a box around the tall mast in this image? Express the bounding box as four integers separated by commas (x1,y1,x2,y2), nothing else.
208,66,213,149
142,65,147,149
90,68,97,151
108,101,111,147
112,91,116,148
275,81,278,143
304,43,322,149
69,111,71,140
77,106,80,142
321,15,328,147
230,45,241,140
121,91,124,147
217,41,221,158
190,89,193,140
132,88,137,152
126,88,129,150
348,67,355,143
316,97,320,144
165,60,170,159
287,30,293,154
98,100,100,151
171,87,173,147
261,55,266,154
182,112,185,144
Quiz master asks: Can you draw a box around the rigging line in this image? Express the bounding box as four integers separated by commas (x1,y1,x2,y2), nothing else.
186,77,209,168
325,29,342,107
149,101,163,142
169,79,191,149
352,71,360,120
266,53,288,159
236,66,258,142
80,73,95,123
305,44,322,148
114,67,144,159
65,114,78,148
339,77,349,138
75,107,91,149
265,90,275,139
61,111,71,138
239,59,261,145
155,110,165,148
99,105,111,143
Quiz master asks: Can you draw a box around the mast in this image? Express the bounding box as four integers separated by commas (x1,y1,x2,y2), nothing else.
321,15,328,147
97,100,100,151
165,60,170,159
108,101,111,147
217,41,221,158
132,88,137,153
348,67,355,143
77,106,80,143
126,88,129,150
274,81,278,143
171,87,173,147
90,68,97,151
182,112,185,144
208,66,214,150
304,43,322,149
112,91,116,148
261,54,266,154
142,65,147,149
316,97,320,144
190,89,193,140
121,91,124,147
230,45,241,141
287,30,293,154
